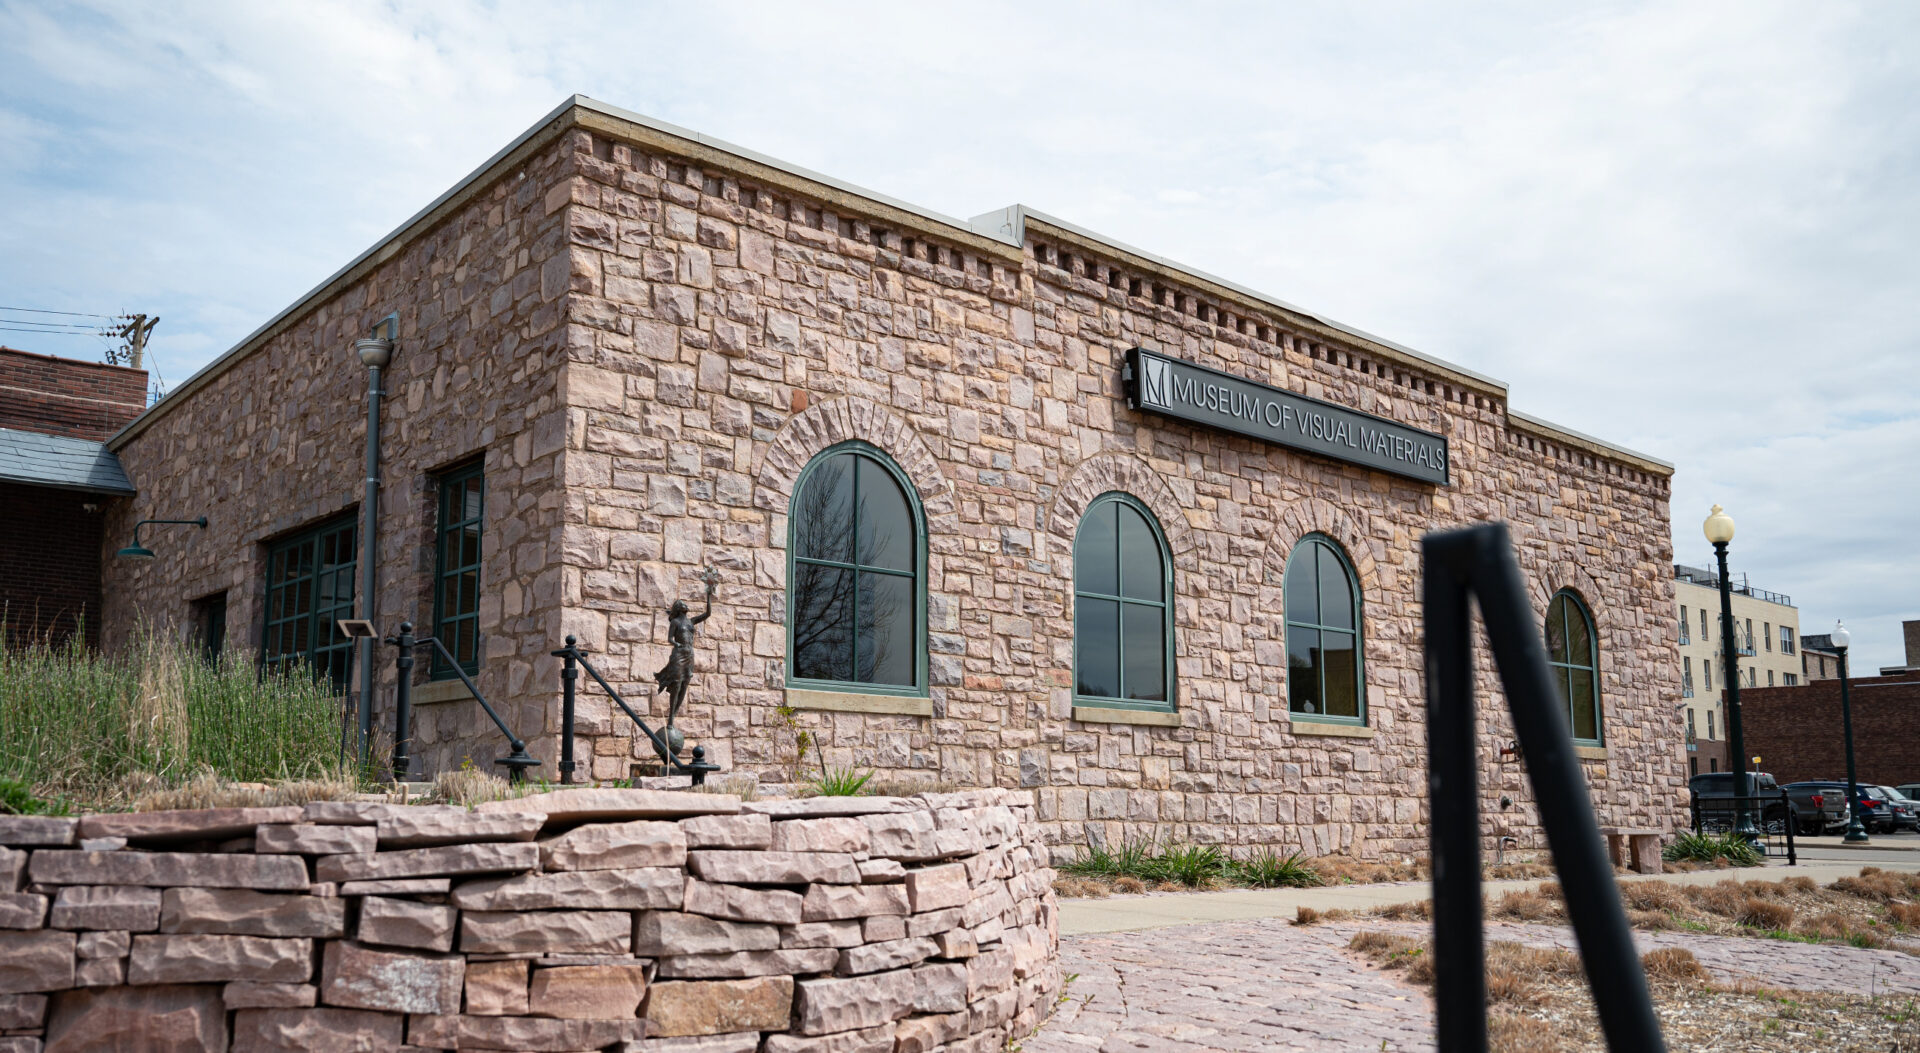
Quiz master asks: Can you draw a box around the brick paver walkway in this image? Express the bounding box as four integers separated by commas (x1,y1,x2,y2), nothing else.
1026,916,1920,1052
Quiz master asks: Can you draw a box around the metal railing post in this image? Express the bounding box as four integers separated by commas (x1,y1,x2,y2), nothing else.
390,621,415,781
1421,528,1484,1052
416,633,539,782
553,636,580,784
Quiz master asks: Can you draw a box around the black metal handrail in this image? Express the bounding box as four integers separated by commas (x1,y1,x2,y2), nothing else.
1690,790,1797,864
551,635,722,786
1425,523,1665,1052
387,622,539,782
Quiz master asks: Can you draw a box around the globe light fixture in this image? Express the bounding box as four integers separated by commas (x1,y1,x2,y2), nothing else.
1703,504,1757,840
1833,619,1867,842
1702,504,1735,546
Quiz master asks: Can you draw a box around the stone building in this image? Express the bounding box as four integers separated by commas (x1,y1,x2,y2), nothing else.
96,97,1683,860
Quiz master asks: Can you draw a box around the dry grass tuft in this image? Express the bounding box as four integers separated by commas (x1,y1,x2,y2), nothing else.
1488,940,1583,979
1621,880,1688,914
1796,910,1854,941
687,774,760,800
1487,1012,1573,1053
1887,901,1920,929
1376,899,1431,921
1051,876,1108,899
1833,871,1915,902
1314,855,1426,884
863,777,966,798
1294,905,1352,926
1640,946,1710,983
1692,881,1749,918
1782,875,1817,893
1627,909,1673,930
1737,897,1794,930
127,769,358,812
428,767,517,808
1493,889,1557,922
1111,875,1146,895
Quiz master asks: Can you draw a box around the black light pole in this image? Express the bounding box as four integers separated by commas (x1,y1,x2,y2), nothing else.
1703,505,1759,840
1833,621,1869,843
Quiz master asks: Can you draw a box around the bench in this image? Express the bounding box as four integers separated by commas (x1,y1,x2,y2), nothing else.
1599,827,1665,875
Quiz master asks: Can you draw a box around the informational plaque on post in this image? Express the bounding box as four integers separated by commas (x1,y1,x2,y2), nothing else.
1124,346,1451,486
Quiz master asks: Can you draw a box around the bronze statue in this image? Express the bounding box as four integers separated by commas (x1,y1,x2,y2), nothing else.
653,566,719,758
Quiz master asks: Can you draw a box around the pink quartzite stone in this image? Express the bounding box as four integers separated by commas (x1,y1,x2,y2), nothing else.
792,968,916,1035
319,940,464,1014
159,887,346,937
451,867,681,910
406,1014,646,1050
801,883,909,922
633,911,779,956
761,1022,896,1053
680,813,770,850
315,841,537,883
966,947,1013,998
337,877,450,896
0,931,75,993
49,886,162,931
769,818,871,855
682,878,802,925
126,934,311,985
862,916,905,943
75,930,129,959
906,908,963,939
541,819,688,871
230,1007,404,1052
838,937,936,976
744,799,910,819
0,893,46,929
655,948,837,979
911,962,967,1013
375,808,545,847
29,851,309,890
781,920,864,949
474,787,741,823
860,812,940,862
856,859,904,884
904,864,969,912
77,807,302,843
355,896,457,951
253,823,375,856
0,817,76,847
74,956,126,986
42,984,225,1053
464,959,529,1016
643,976,795,1037
0,993,48,1027
892,1010,968,1053
460,910,631,954
528,962,650,1019
629,1033,761,1053
222,982,317,1009
688,850,858,886
0,847,25,890
300,801,416,825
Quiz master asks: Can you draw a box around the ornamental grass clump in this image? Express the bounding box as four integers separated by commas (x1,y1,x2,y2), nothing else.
1234,848,1324,889
1661,831,1763,867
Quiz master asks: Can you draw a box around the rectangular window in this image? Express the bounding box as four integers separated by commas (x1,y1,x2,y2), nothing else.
1682,656,1693,697
1781,626,1794,654
1690,757,1698,776
1764,622,1771,651
1767,670,1775,687
1678,607,1689,645
1704,659,1712,691
190,592,228,663
1784,673,1798,686
1707,711,1715,738
1699,609,1708,640
1686,709,1695,735
432,461,485,679
1710,757,1718,772
264,516,358,689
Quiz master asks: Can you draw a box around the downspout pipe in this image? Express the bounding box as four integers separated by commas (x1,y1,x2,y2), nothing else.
353,315,398,771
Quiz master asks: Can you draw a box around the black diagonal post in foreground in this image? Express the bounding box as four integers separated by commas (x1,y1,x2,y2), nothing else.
1423,523,1665,1053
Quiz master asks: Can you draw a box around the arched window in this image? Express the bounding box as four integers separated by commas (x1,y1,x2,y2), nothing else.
1286,534,1364,723
1546,589,1602,745
1073,494,1174,710
787,443,924,693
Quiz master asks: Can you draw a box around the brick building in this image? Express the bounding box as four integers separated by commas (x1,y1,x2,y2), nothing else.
95,97,1684,860
1738,671,1920,786
0,347,146,647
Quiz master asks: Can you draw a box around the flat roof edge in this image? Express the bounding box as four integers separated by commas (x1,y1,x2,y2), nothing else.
1508,410,1673,474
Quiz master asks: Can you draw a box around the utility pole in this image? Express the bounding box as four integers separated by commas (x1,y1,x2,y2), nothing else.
111,314,159,369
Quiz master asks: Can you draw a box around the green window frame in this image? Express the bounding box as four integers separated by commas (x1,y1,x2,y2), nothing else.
1546,589,1603,745
263,516,358,690
431,460,485,680
1072,493,1175,711
1285,534,1366,725
785,442,927,696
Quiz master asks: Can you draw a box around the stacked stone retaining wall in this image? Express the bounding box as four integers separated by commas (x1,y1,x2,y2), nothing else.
0,788,1058,1052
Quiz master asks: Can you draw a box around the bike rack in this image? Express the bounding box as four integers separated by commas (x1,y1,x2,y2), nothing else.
551,635,722,787
387,622,540,783
1424,523,1665,1052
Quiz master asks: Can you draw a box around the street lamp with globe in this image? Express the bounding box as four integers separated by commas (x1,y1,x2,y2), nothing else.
1703,504,1760,841
1833,621,1869,843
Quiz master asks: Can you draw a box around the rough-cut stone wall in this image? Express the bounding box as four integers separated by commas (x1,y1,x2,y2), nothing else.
549,121,1684,862
101,135,578,776
0,787,1058,1052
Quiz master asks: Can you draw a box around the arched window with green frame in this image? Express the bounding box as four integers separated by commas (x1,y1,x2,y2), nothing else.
1545,589,1602,745
1286,534,1365,724
786,442,926,695
1073,493,1175,711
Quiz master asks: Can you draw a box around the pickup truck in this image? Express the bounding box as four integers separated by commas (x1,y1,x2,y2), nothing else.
1688,771,1792,834
1780,781,1852,835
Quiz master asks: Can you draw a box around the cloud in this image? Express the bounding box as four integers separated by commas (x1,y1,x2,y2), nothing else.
1,0,1915,665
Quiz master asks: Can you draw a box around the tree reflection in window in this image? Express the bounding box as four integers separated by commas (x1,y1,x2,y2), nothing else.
1072,494,1173,709
789,446,920,689
1285,534,1364,722
1546,589,1602,744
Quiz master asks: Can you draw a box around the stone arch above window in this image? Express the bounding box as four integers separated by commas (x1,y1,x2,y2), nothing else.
1261,499,1381,595
1044,452,1195,571
755,397,958,540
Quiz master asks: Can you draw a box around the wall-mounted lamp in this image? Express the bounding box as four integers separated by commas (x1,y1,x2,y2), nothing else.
117,517,208,561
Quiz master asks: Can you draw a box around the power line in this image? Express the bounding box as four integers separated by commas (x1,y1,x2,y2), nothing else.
0,306,115,319
0,324,108,336
0,318,106,330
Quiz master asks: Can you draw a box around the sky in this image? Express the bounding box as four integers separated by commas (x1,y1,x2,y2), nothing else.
2,0,1915,669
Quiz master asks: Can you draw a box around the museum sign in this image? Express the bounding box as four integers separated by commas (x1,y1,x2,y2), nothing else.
1123,347,1451,486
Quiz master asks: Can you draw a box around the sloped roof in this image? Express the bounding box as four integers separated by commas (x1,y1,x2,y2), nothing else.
0,426,136,494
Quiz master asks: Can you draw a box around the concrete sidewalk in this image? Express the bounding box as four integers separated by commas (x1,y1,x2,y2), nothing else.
1059,853,1920,935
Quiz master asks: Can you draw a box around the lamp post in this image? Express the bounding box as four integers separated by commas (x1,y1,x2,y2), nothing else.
1833,621,1868,843
1703,504,1759,840
353,317,397,769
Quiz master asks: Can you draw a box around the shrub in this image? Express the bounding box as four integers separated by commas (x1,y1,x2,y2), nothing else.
1662,831,1762,867
1234,848,1323,889
0,776,59,815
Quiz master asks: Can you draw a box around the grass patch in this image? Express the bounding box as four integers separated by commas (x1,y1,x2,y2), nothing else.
2,627,354,810
806,767,875,797
1663,831,1764,867
1059,838,1320,892
1235,848,1325,889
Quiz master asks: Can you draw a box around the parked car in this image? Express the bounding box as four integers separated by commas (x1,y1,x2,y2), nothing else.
1891,787,1920,830
1688,771,1790,834
1897,783,1920,802
1792,781,1904,834
1868,786,1915,833
1781,780,1851,835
